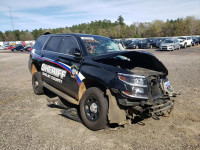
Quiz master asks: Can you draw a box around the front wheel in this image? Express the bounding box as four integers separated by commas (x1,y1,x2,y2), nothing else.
32,72,44,95
184,44,187,48
80,87,108,131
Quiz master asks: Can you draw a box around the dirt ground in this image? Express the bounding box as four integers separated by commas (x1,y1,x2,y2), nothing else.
0,46,200,150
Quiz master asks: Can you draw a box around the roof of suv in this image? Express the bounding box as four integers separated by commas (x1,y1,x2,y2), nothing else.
42,33,109,39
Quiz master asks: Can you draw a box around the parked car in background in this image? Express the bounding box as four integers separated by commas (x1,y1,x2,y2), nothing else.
124,40,133,48
156,38,167,48
11,45,24,51
192,37,199,46
160,38,180,51
126,40,139,49
140,39,153,49
27,47,33,52
137,40,143,48
8,46,15,50
178,36,192,48
23,46,32,51
120,40,127,48
147,38,157,47
198,36,200,44
0,45,5,50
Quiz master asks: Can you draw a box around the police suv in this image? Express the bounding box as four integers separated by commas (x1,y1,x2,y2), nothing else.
29,33,174,130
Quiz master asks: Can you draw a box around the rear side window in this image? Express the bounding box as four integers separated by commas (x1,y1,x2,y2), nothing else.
59,36,79,54
45,36,63,52
33,36,48,50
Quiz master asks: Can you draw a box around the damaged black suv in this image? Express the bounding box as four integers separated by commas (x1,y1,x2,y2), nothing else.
29,33,174,130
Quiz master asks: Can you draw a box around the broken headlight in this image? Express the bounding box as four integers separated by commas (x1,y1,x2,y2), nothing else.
118,73,148,99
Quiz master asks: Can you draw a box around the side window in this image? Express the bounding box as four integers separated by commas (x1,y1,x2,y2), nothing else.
45,36,63,52
59,36,79,54
33,36,48,50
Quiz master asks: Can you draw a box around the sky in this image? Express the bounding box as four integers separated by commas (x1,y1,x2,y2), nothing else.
0,0,200,32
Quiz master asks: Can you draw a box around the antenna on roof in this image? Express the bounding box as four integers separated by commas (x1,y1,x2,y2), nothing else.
8,0,14,31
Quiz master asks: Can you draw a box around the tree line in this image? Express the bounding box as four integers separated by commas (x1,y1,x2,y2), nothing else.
0,16,200,41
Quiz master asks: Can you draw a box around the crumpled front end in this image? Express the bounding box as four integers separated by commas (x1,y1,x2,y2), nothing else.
94,50,175,122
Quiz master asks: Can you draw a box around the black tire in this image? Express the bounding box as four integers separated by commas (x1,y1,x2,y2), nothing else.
184,43,187,48
32,72,44,95
80,87,108,131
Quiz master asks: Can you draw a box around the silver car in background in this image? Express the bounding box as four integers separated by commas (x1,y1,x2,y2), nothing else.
160,38,180,51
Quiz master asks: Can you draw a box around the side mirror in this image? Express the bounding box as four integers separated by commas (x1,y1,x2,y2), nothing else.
73,48,82,58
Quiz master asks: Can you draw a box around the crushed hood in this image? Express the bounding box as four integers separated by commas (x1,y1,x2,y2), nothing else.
93,51,168,76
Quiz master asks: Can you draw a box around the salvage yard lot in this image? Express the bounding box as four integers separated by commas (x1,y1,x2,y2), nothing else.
0,46,200,149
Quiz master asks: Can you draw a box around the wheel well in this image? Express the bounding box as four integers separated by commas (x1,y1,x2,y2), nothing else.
78,79,107,101
31,63,38,75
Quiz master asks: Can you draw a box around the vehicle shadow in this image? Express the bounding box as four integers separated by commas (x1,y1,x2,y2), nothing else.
44,88,81,122
44,89,147,129
155,49,173,52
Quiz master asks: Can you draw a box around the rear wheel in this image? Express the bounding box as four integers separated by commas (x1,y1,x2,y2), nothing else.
80,87,108,131
32,72,44,95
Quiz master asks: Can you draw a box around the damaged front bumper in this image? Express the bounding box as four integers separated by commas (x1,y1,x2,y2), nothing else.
107,89,174,125
118,95,174,119
144,100,174,119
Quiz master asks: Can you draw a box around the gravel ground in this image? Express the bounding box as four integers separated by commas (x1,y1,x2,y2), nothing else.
0,46,200,150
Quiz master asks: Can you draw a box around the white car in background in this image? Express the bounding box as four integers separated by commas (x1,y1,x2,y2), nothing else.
178,36,193,48
0,45,5,50
160,38,180,51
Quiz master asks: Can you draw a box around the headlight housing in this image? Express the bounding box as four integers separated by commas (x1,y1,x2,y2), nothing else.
118,73,148,99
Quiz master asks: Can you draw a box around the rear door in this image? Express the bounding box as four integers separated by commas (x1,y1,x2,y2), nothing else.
41,36,64,89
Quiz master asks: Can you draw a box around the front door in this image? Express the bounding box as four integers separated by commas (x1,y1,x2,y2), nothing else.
56,36,82,98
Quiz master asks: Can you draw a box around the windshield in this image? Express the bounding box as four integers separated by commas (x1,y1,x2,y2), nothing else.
178,37,186,40
131,41,137,44
81,36,122,56
164,39,173,43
